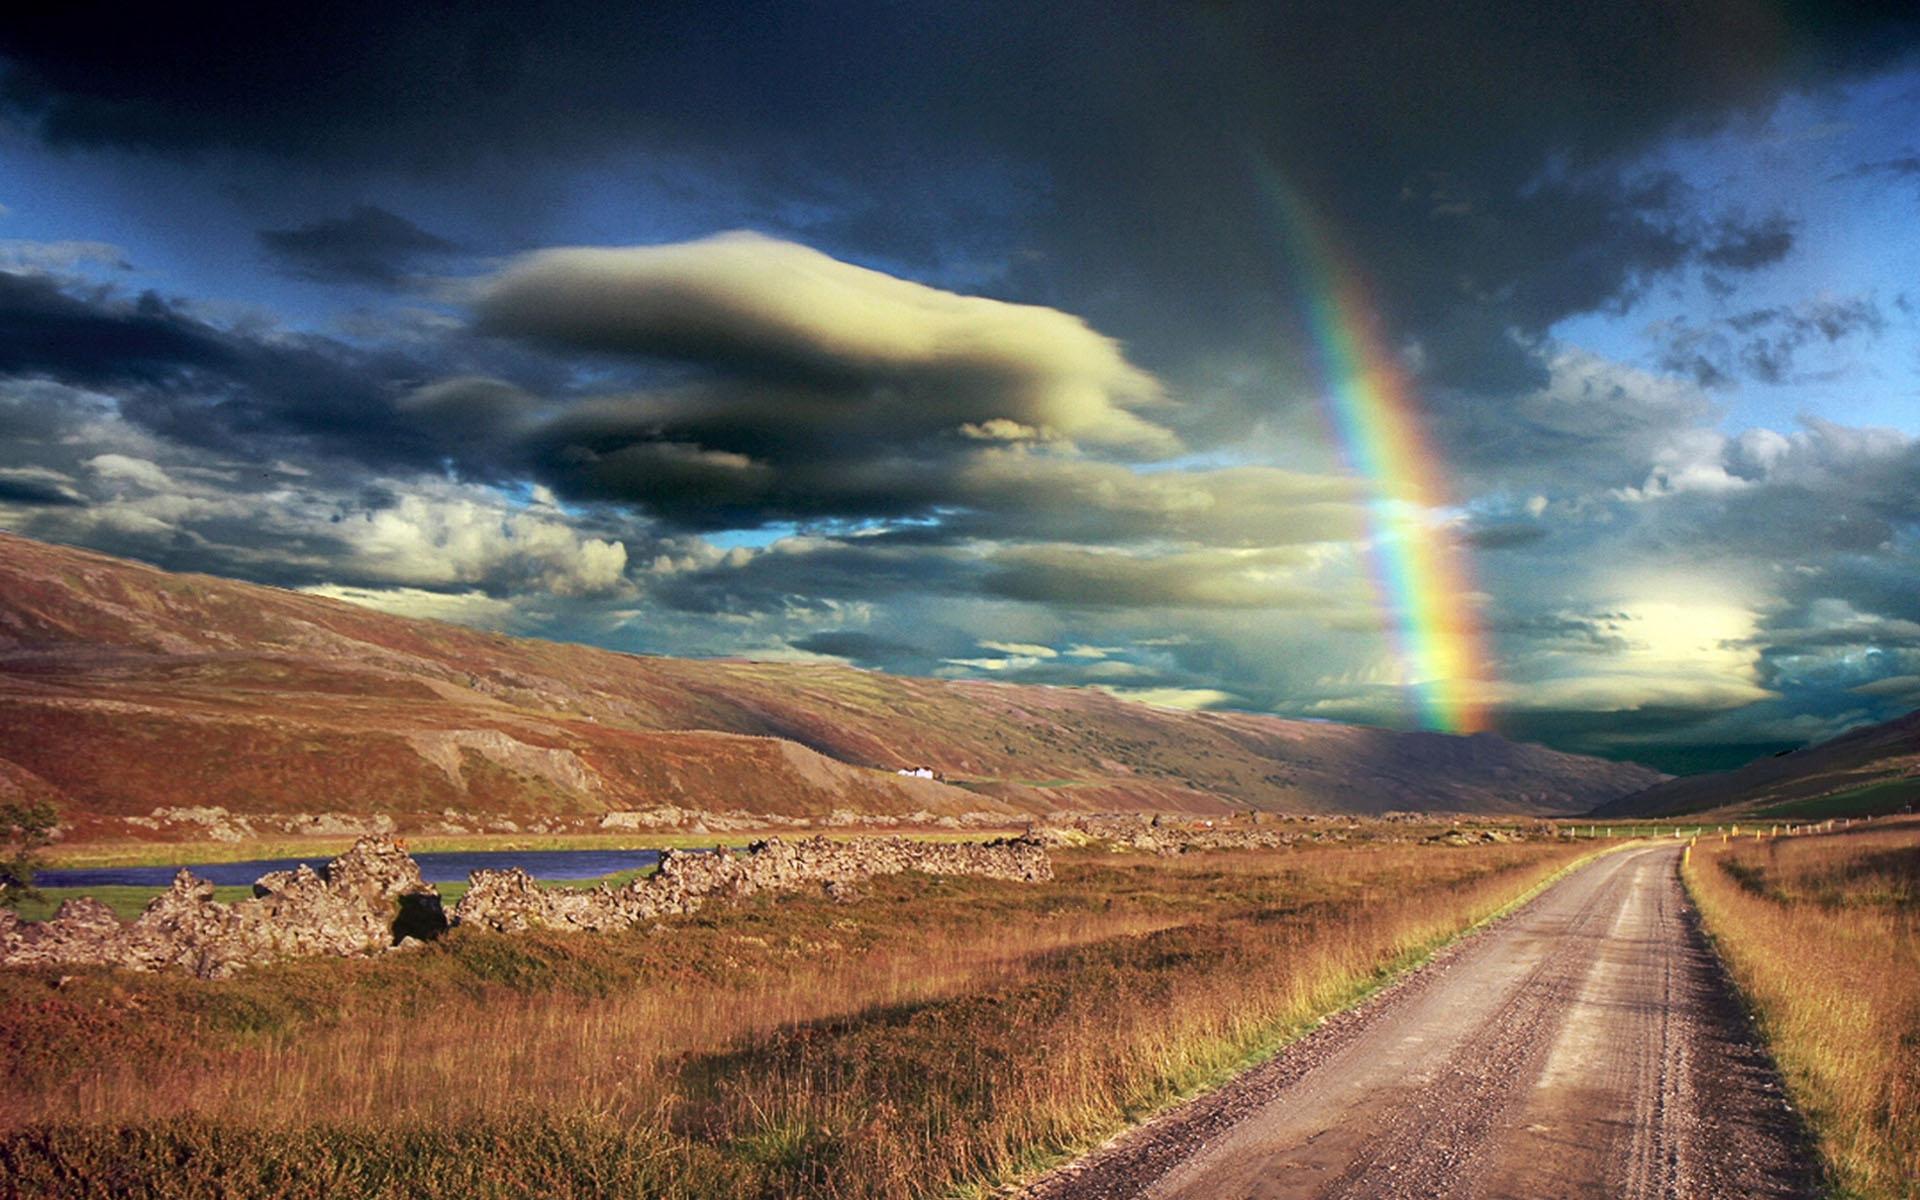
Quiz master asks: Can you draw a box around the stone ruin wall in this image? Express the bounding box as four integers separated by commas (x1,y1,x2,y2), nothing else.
1031,812,1562,855
0,837,444,979
1031,811,1317,854
0,833,1053,979
450,834,1053,934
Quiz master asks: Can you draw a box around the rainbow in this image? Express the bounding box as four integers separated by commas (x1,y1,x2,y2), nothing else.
1251,159,1491,734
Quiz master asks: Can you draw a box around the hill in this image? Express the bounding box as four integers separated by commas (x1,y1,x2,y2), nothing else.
1592,707,1920,820
0,532,1666,840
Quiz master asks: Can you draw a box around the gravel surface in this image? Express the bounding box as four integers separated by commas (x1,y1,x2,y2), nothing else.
1016,845,1819,1200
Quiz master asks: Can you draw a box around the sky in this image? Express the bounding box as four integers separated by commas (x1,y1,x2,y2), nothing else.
1,2,1917,773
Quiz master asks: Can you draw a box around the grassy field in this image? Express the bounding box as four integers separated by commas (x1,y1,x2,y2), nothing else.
1753,779,1920,822
1684,818,1920,1199
13,884,259,923
1,838,1592,1199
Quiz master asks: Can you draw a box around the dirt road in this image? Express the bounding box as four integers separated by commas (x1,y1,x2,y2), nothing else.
1021,844,1817,1200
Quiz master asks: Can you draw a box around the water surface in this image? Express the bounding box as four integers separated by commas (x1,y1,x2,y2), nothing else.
38,848,667,889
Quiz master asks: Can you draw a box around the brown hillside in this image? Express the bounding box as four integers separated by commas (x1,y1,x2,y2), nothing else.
0,531,1665,837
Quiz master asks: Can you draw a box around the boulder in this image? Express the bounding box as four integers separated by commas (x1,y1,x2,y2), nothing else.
1,896,127,969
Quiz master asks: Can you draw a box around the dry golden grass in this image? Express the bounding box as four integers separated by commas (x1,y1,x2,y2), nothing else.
1685,818,1920,1199
2,840,1591,1198
14,906,1183,1129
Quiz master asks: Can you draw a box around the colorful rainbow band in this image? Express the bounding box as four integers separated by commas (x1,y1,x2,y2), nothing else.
1252,157,1490,734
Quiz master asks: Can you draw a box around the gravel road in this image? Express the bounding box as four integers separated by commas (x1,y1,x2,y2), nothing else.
1018,844,1818,1200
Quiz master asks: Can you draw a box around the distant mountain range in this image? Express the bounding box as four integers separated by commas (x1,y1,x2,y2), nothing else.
0,532,1666,838
1593,707,1920,820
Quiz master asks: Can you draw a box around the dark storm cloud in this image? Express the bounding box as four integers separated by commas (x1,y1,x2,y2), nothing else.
788,629,927,665
518,399,946,529
510,378,1366,537
0,269,544,473
979,545,1327,611
1463,522,1549,551
956,3,1917,403
1699,214,1798,270
0,470,84,506
5,2,1915,406
1654,296,1887,386
650,539,976,616
1486,613,1633,657
258,205,459,286
0,270,234,386
1829,154,1920,181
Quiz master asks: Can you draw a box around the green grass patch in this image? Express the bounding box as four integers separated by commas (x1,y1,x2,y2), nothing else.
1754,779,1920,821
10,883,257,922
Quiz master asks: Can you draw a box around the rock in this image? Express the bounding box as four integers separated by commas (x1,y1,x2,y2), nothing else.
0,896,128,970
599,807,687,830
282,812,397,837
126,804,256,841
1421,827,1522,846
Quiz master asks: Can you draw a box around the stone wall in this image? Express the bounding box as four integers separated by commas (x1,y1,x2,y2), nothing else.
0,833,1054,976
1033,812,1562,854
1032,812,1312,854
451,834,1053,934
0,836,443,979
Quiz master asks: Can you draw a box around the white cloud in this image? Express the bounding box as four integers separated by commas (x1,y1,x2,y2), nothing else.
0,239,128,273
1852,674,1920,701
339,492,631,596
1092,685,1236,710
1498,599,1774,713
979,640,1058,658
86,454,176,492
477,232,1178,456
298,585,521,627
